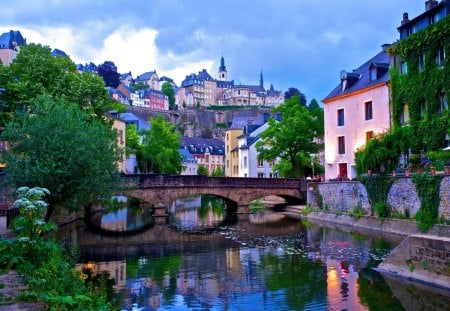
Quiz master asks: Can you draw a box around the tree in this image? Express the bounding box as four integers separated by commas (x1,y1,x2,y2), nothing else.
0,43,113,126
125,124,140,156
256,95,323,177
210,166,224,177
161,82,176,110
284,87,306,105
1,98,120,214
197,165,209,176
140,115,182,174
97,61,120,88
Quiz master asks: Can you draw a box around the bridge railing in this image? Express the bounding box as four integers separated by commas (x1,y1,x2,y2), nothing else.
122,174,307,191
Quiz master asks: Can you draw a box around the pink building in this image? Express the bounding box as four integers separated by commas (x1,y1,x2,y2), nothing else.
322,45,391,180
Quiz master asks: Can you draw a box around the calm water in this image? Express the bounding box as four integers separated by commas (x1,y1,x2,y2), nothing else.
61,195,450,311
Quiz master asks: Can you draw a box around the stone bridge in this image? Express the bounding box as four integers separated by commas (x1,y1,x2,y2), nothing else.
121,174,307,216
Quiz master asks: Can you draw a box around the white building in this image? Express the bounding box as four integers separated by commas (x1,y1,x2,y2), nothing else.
237,122,278,178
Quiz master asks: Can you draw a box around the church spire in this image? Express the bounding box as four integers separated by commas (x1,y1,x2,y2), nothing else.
219,54,226,72
218,54,227,81
260,70,264,88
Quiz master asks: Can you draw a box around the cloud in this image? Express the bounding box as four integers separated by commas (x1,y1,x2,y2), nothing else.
322,31,344,45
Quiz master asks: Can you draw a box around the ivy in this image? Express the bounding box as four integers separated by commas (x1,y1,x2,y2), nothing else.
412,173,443,232
359,176,394,214
389,15,450,153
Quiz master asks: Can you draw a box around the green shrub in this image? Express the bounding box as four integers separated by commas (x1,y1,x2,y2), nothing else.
0,187,117,310
375,202,389,218
349,205,366,220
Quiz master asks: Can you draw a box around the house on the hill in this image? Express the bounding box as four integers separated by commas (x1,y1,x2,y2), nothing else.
0,30,26,65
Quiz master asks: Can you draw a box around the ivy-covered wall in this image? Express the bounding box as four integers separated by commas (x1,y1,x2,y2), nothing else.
389,15,450,153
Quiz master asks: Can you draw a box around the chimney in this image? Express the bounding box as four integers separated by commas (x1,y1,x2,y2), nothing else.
401,12,409,25
425,0,438,11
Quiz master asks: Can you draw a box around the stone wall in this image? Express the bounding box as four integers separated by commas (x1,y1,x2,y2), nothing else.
307,181,370,214
308,176,450,219
387,177,421,217
440,176,450,218
377,235,450,290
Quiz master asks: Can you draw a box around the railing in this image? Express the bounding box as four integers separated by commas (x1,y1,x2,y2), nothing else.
123,174,307,191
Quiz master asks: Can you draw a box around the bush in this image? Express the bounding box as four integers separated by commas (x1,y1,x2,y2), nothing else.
0,187,117,310
375,202,389,218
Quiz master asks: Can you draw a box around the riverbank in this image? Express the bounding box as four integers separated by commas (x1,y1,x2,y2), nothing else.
296,211,450,291
291,210,450,238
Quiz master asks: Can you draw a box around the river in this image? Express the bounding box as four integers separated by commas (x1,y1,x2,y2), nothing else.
57,195,450,310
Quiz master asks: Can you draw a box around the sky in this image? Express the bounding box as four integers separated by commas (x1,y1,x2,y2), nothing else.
2,0,427,102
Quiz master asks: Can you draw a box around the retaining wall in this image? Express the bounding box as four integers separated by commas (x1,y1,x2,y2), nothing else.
307,176,450,218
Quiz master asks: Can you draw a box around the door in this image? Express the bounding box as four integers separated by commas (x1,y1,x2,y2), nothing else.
338,163,347,179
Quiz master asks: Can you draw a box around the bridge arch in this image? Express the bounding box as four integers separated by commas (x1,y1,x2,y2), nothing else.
122,174,307,215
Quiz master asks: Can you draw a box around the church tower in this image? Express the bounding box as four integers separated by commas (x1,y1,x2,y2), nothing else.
260,70,264,88
218,55,227,81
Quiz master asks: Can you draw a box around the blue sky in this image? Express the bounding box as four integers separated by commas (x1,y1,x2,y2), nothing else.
2,0,426,102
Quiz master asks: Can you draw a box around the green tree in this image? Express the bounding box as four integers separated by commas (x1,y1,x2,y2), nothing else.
161,82,176,110
197,165,209,176
210,166,224,177
256,95,323,177
0,43,113,126
125,124,140,156
1,98,120,214
140,115,182,174
182,100,187,109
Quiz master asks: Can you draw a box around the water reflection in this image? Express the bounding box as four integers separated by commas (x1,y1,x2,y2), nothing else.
168,195,226,231
89,196,153,233
68,214,450,311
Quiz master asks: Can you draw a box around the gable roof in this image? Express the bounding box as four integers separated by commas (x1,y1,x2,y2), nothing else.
135,71,157,82
51,48,68,57
0,30,26,50
323,46,390,102
229,115,265,130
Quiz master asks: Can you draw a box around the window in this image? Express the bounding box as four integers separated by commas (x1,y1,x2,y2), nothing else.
337,109,345,126
370,67,377,81
257,173,264,178
338,136,345,154
418,53,425,72
258,159,264,167
439,90,448,113
436,47,445,68
366,131,374,142
400,104,410,124
244,156,248,168
400,61,408,74
365,101,373,120
419,99,426,118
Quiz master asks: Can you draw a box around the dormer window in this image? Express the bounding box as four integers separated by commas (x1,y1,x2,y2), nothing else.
370,67,377,81
400,103,410,125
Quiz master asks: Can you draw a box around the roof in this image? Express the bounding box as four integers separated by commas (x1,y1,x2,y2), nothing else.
180,136,225,155
228,115,265,130
197,69,214,81
322,47,390,102
135,71,157,82
51,48,68,57
118,112,150,131
0,30,26,50
179,148,196,163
